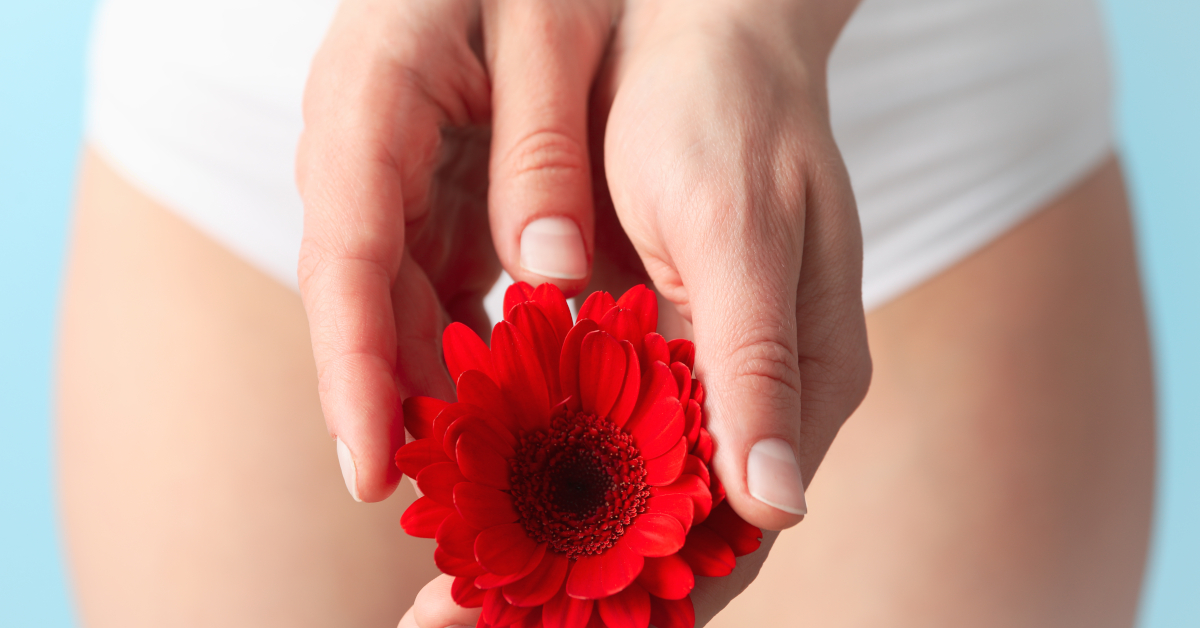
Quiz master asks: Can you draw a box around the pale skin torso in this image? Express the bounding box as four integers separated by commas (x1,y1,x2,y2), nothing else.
60,149,1152,627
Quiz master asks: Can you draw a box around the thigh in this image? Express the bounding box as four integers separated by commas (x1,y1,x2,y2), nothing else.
712,156,1154,627
58,150,439,627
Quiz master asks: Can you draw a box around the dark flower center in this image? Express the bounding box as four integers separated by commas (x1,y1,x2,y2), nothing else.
509,411,650,560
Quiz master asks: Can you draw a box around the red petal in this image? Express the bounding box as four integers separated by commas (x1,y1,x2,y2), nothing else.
682,455,710,488
532,283,573,342
651,474,712,524
565,537,644,599
484,587,534,627
444,322,496,382
457,370,520,433
492,321,551,432
577,291,616,324
615,285,658,338
395,438,450,479
693,428,714,463
475,542,545,590
703,501,763,557
544,587,594,628
598,307,644,350
622,513,686,558
457,431,511,490
666,338,694,371
436,513,480,561
645,494,695,531
649,597,694,628
579,331,626,419
608,341,641,427
680,526,736,577
444,414,516,462
683,401,701,451
690,380,705,406
636,555,693,600
627,399,684,460
475,523,541,576
435,546,486,577
510,302,563,402
641,333,670,367
559,319,600,413
645,437,687,487
504,282,537,320
452,575,487,608
454,483,518,528
504,551,569,607
515,607,544,628
596,582,650,628
401,496,454,538
417,461,467,508
403,396,447,440
669,363,691,405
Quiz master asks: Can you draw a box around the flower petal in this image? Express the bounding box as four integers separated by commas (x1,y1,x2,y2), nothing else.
649,596,694,628
608,341,641,428
690,380,705,406
693,427,714,462
457,431,512,490
596,581,650,628
627,398,684,460
645,437,687,487
504,282,537,320
454,482,518,528
598,307,644,350
444,322,496,382
436,513,480,561
703,501,763,557
580,331,626,419
417,461,467,508
475,543,546,590
400,496,455,538
510,302,563,402
666,338,695,371
622,512,686,558
565,537,644,599
484,587,534,627
683,400,702,451
679,526,736,577
651,474,712,524
636,554,693,600
559,318,600,412
395,438,450,479
532,283,573,342
544,586,595,628
645,494,694,532
492,321,551,432
402,396,447,440
669,362,691,405
444,414,515,462
452,575,487,608
435,547,485,577
457,370,520,433
615,285,658,338
504,550,569,607
577,291,616,324
682,454,710,488
641,333,670,367
475,523,541,576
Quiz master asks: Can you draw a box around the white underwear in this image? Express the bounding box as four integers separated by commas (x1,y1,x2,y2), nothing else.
86,0,1113,316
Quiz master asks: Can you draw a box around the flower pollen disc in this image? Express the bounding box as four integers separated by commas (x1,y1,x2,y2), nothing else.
509,410,651,560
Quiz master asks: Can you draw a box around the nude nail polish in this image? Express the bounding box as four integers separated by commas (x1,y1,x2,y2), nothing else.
747,438,807,515
336,437,362,502
520,216,587,280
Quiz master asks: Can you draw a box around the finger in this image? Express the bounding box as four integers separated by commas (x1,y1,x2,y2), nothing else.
481,0,614,294
296,0,488,502
410,574,481,628
676,163,869,531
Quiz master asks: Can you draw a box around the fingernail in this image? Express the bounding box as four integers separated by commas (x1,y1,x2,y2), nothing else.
747,438,807,515
520,216,587,280
336,437,362,502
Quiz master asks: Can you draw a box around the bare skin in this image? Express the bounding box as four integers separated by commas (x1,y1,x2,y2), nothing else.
60,150,1151,627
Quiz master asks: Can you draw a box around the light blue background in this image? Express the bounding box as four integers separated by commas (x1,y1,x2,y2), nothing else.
1,0,1196,625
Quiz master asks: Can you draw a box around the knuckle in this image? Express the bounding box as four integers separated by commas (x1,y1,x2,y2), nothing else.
727,334,804,404
502,129,589,181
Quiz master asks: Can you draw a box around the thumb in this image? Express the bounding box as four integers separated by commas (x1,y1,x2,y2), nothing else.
482,0,613,294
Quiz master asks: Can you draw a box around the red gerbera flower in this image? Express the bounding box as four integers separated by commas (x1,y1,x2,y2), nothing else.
396,282,762,628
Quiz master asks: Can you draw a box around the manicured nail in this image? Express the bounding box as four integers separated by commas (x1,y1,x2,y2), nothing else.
520,216,587,280
336,437,362,502
747,438,807,515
